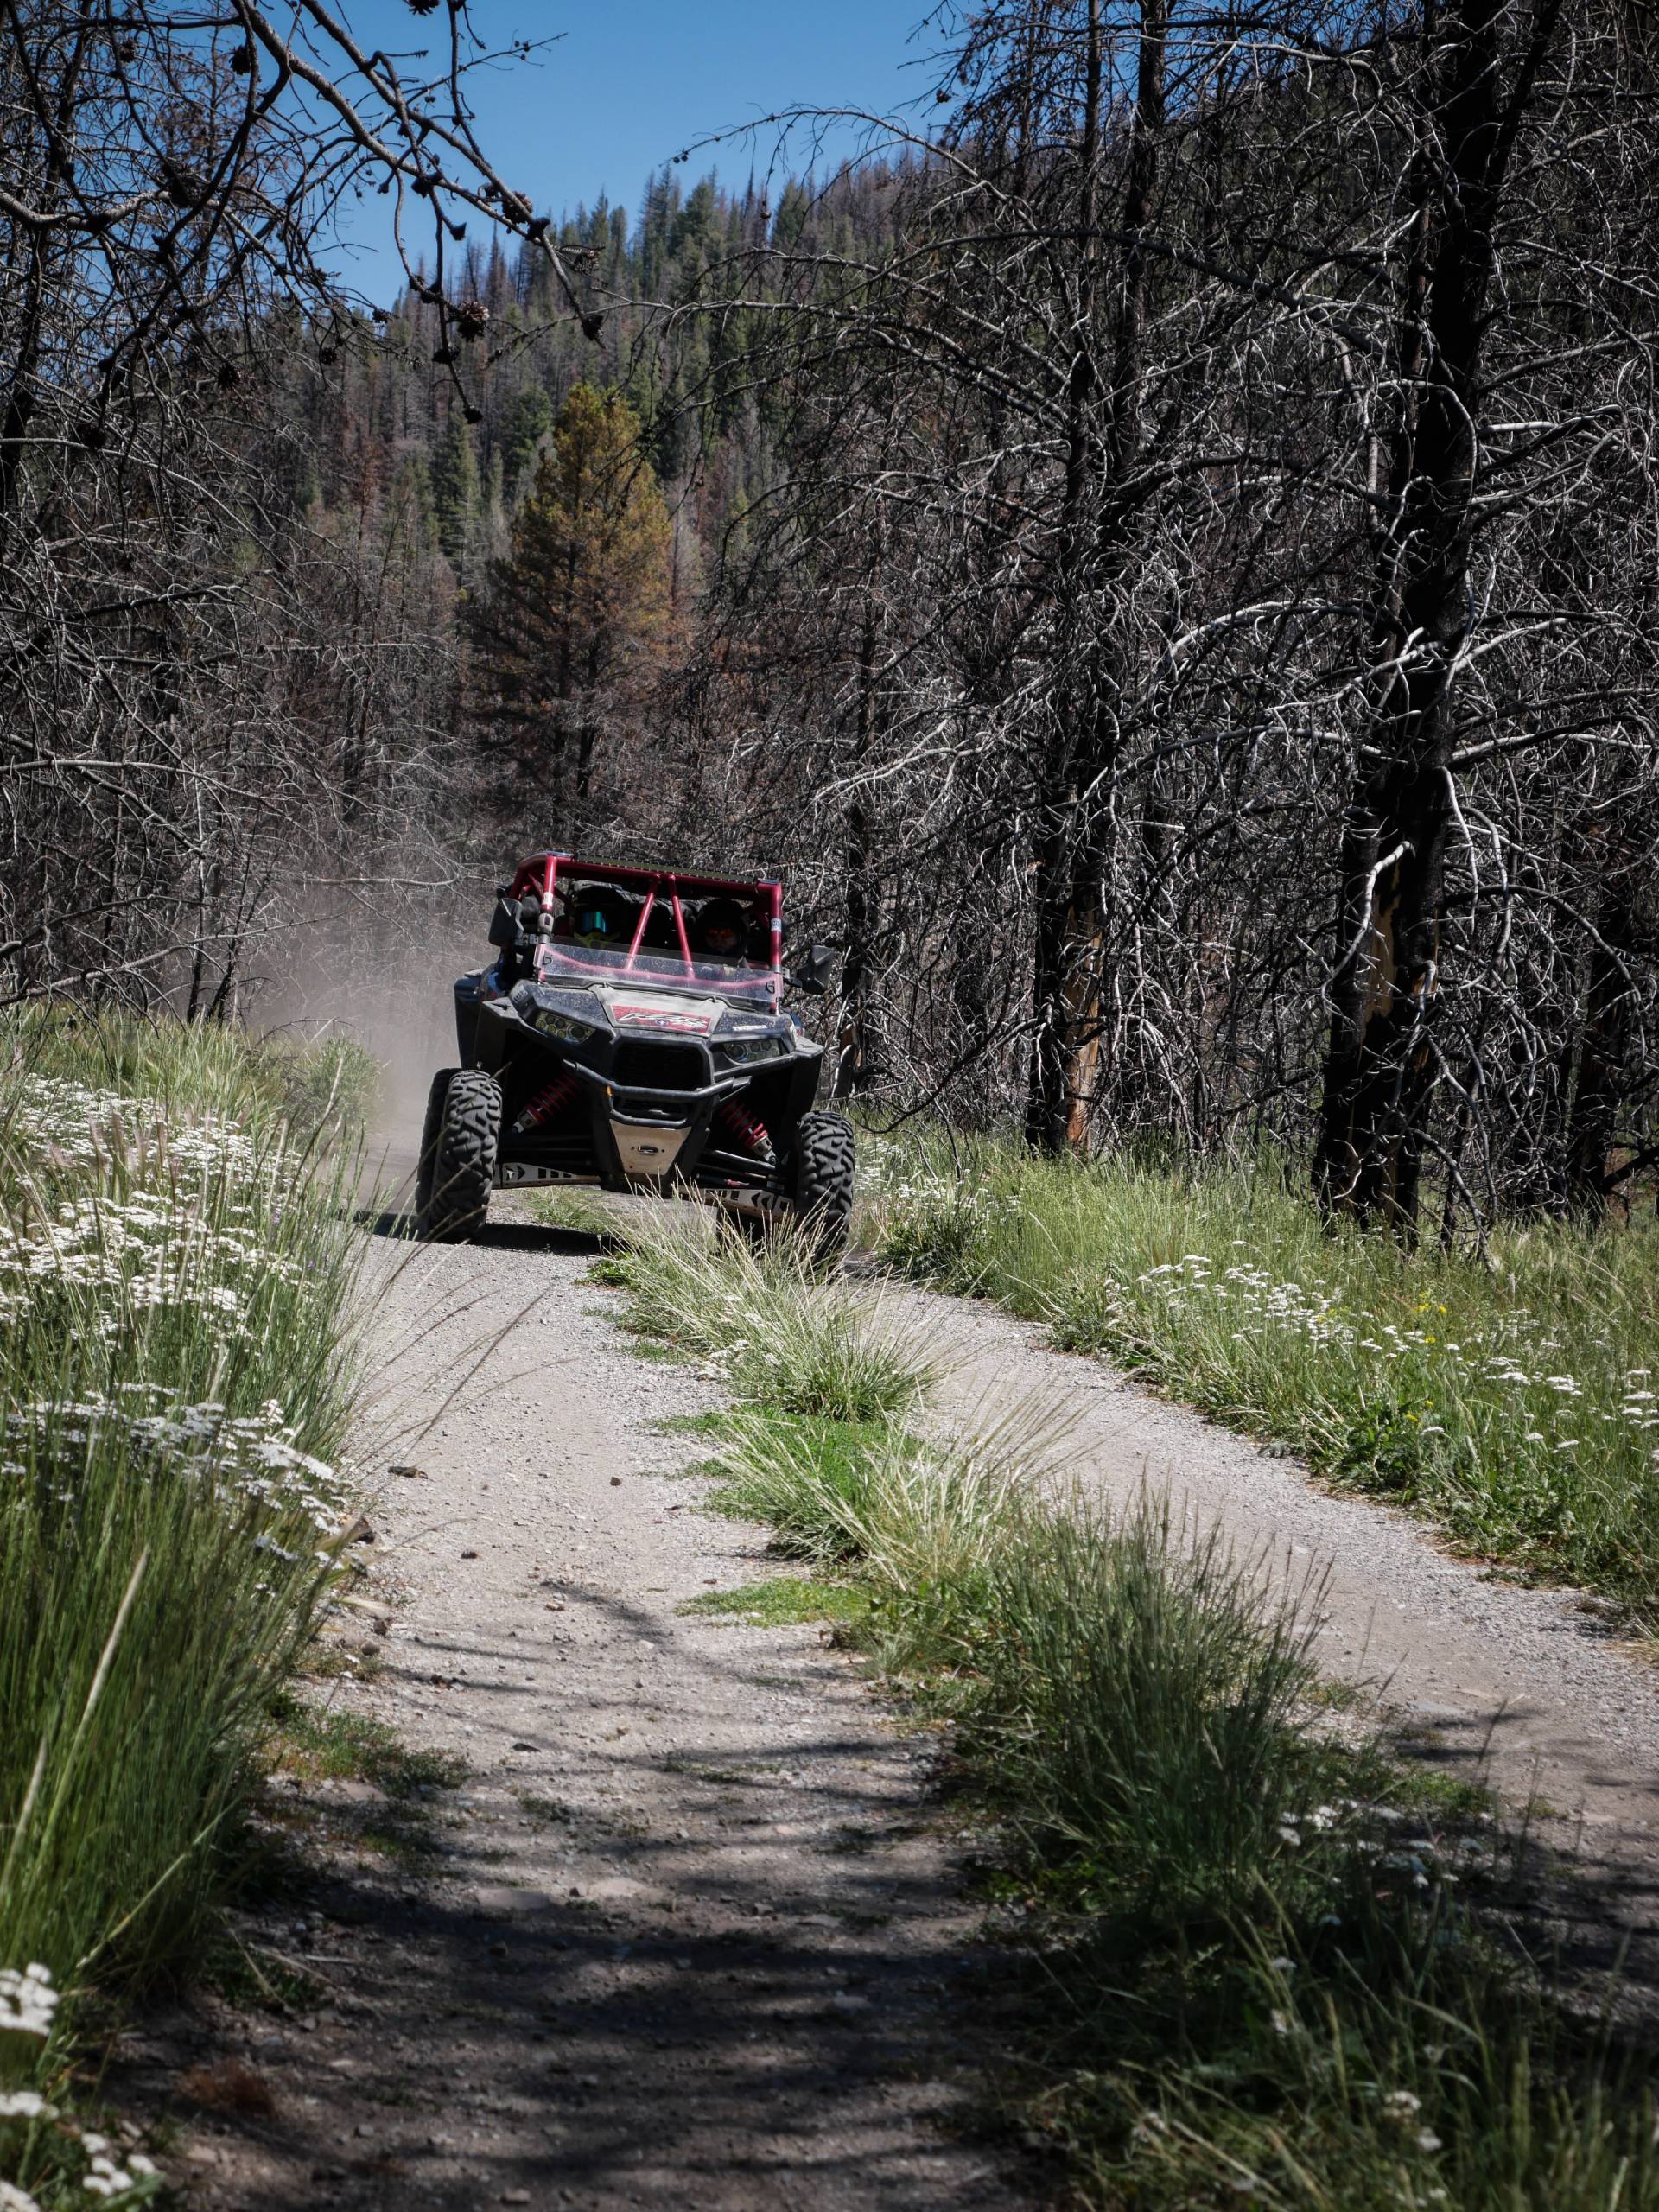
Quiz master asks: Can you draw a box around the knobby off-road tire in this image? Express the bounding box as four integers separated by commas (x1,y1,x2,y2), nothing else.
418,1068,501,1243
414,1068,455,1229
787,1109,856,1261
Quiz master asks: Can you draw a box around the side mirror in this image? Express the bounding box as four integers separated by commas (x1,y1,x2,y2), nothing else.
787,942,836,995
486,895,522,949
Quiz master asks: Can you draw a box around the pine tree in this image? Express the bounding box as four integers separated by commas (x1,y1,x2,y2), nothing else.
386,452,439,554
470,383,672,812
499,384,554,496
430,405,480,578
481,448,508,566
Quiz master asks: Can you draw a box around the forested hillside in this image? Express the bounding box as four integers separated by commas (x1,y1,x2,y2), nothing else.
3,0,1656,1238
282,159,917,851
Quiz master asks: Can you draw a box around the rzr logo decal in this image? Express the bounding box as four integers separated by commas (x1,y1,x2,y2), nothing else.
610,1004,713,1034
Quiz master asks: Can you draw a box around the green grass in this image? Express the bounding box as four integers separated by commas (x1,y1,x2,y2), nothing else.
599,1211,930,1421
0,1004,378,2201
8,1001,376,1140
692,1408,914,1548
529,1189,616,1237
264,1694,468,1799
861,1128,1659,1626
679,1576,870,1627
261,1698,467,1871
597,1204,1659,2211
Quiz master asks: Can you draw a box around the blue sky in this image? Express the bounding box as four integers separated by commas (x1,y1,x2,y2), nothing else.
328,1,946,284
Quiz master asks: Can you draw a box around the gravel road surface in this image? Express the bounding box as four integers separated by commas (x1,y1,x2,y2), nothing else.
143,1210,1019,2212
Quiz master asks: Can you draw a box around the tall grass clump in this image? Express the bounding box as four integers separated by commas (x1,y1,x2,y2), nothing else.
604,1216,1659,2209
863,1128,1659,1623
600,1211,930,1422
957,1492,1659,2211
7,1001,376,1140
0,1007,372,2191
720,1409,1659,2209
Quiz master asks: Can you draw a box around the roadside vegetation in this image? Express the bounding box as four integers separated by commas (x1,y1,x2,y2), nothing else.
858,1131,1659,1628
0,1007,375,2209
597,1208,1659,2210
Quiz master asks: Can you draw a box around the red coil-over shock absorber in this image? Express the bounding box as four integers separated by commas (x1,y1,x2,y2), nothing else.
715,1097,772,1160
512,1071,578,1135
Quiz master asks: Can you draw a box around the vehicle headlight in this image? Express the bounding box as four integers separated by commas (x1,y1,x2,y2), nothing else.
528,1006,598,1044
722,1035,785,1065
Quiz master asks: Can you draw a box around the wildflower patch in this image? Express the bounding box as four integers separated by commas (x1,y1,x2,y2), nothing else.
0,1015,368,2202
864,1131,1659,1625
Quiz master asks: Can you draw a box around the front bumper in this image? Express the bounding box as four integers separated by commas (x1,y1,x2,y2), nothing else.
510,1061,764,1192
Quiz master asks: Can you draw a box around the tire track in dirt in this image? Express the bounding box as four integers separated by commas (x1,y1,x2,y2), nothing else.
139,1211,1020,2212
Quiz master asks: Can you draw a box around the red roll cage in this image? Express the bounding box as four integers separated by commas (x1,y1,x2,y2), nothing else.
508,851,784,988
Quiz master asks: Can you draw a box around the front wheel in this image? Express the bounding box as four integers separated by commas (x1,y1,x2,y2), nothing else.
417,1068,501,1242
414,1068,455,1229
785,1110,855,1261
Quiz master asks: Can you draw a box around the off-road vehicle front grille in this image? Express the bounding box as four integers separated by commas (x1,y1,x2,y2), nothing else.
613,1039,705,1092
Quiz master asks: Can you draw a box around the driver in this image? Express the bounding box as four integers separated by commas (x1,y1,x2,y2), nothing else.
695,896,753,964
567,884,632,949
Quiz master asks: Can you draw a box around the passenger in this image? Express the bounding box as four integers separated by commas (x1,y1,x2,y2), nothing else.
694,896,753,965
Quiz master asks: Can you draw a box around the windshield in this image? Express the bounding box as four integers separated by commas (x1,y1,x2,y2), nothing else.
534,939,778,1009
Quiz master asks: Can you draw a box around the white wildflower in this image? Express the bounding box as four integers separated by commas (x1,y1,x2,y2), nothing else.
0,1962,58,2038
83,2152,138,2199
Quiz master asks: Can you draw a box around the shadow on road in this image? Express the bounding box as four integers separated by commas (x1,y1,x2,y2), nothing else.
355,1205,613,1258
116,1598,1018,2212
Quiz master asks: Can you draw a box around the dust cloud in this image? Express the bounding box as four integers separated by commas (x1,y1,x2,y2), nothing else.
253,885,489,1192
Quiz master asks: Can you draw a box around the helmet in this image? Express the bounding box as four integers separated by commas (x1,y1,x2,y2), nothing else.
696,896,749,961
568,884,632,948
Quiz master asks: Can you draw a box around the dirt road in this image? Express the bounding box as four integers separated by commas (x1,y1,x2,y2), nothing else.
141,1196,1659,2202
893,1282,1659,1974
899,1285,1659,1821
145,1211,1018,2211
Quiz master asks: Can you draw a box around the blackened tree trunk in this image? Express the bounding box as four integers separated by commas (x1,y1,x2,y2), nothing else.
1025,0,1105,1154
1027,0,1166,1154
1313,0,1561,1233
836,587,882,1097
1565,845,1641,1213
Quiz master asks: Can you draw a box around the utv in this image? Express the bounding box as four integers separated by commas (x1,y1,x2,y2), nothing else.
415,852,855,1253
